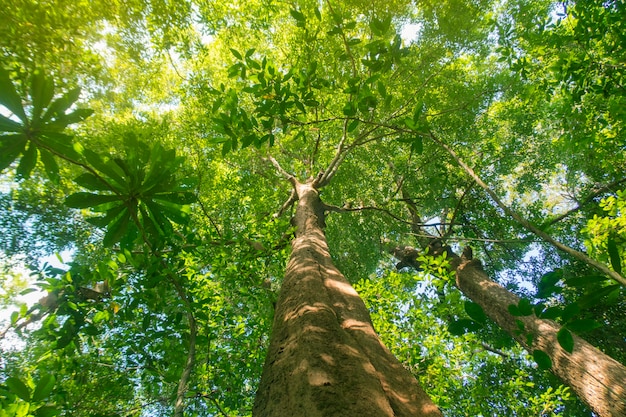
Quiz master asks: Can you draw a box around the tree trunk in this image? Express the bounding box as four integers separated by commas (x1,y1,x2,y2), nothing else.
253,179,442,417
391,245,626,417
455,259,626,417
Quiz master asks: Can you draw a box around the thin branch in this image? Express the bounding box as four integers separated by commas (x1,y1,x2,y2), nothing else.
442,182,473,239
173,279,197,417
310,108,322,174
274,189,297,218
265,155,295,182
31,137,123,198
479,342,509,359
194,393,230,417
117,396,172,415
167,49,185,80
324,202,459,230
128,219,198,417
408,233,537,244
429,131,626,287
197,197,223,238
542,177,626,228
317,119,349,187
319,119,392,187
325,0,357,76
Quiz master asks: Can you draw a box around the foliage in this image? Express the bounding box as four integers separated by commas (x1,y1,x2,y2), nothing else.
584,189,626,273
1,0,625,415
0,68,93,181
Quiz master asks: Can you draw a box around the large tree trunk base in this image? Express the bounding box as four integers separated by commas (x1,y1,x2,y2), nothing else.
253,181,441,417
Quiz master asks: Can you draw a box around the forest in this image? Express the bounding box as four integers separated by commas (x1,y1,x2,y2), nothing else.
0,0,625,416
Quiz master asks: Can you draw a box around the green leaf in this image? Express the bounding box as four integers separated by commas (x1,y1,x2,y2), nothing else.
35,405,60,417
518,298,534,316
0,134,27,171
533,350,552,370
0,114,23,133
32,374,55,402
39,149,60,182
6,376,31,401
11,310,19,325
16,142,38,179
557,328,574,353
289,9,306,24
61,108,94,125
464,301,487,324
369,17,391,36
83,150,127,187
229,48,243,60
561,302,580,322
73,173,111,191
607,235,622,274
41,87,81,122
86,203,126,228
576,284,620,309
565,275,606,288
342,102,356,117
347,119,359,132
153,192,196,205
30,70,55,123
103,207,130,247
38,131,80,160
448,319,481,335
539,306,561,320
537,269,563,298
411,137,423,154
565,319,602,333
65,192,121,209
508,303,521,316
0,68,27,121
151,199,191,225
577,284,620,309
142,200,174,237
412,104,424,124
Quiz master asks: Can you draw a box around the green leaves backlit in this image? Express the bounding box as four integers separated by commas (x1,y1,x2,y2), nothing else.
0,68,93,180
65,137,196,247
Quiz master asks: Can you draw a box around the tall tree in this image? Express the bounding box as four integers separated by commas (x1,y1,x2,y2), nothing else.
254,173,441,416
392,243,626,417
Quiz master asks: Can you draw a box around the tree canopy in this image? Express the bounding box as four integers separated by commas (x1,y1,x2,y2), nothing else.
1,0,625,416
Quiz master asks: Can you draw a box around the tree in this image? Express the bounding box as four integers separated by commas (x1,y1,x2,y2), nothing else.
1,0,625,416
254,174,441,416
391,243,626,417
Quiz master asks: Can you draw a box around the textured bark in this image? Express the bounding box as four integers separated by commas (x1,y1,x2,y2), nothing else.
455,259,626,417
253,180,442,417
391,245,626,417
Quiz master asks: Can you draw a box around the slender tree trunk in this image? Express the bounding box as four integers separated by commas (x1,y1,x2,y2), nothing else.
455,259,626,417
253,179,442,417
392,245,626,417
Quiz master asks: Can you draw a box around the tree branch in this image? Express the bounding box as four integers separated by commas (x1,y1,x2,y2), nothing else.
265,155,295,182
478,341,509,358
442,182,473,239
429,131,626,287
316,119,349,187
274,189,297,218
541,177,626,228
